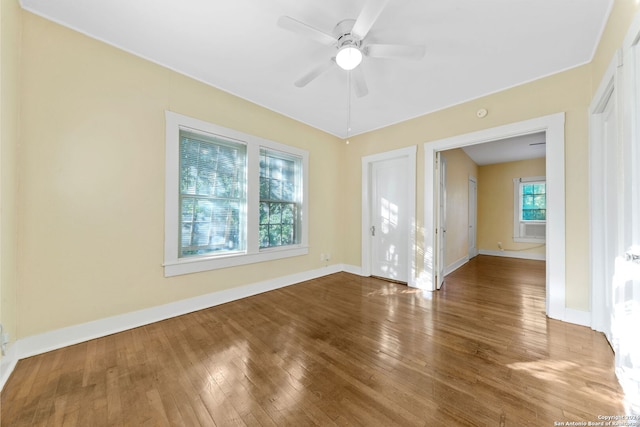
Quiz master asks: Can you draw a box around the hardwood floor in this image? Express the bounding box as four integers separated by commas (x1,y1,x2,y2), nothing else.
1,256,627,426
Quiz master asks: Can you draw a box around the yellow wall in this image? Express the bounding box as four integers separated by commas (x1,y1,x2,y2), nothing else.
5,0,640,339
477,158,546,256
591,0,639,92
440,149,478,268
0,0,21,352
17,11,343,338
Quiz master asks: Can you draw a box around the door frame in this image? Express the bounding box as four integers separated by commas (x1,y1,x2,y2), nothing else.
436,153,447,289
361,146,417,287
422,113,566,321
468,176,478,259
589,51,623,337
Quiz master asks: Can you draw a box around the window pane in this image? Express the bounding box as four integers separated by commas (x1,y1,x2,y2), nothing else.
268,203,281,224
259,149,301,249
523,195,535,209
179,131,246,258
269,225,282,246
259,225,269,248
282,204,294,224
523,209,546,221
269,178,282,200
259,202,269,225
281,224,294,245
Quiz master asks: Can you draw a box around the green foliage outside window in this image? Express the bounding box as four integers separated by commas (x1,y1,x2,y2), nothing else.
259,150,299,248
179,132,245,257
521,183,546,221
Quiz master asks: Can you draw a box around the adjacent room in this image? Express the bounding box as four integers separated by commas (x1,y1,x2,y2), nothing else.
1,0,640,425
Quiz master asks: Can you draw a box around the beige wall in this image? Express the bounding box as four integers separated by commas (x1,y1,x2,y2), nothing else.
591,0,639,92
4,0,640,340
17,11,343,338
440,149,478,268
477,158,546,256
1,0,21,352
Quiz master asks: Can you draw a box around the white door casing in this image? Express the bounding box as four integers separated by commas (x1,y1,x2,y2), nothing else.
436,153,447,289
468,176,478,259
590,51,623,339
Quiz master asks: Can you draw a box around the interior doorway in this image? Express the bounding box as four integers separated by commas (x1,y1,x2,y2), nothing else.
424,113,566,321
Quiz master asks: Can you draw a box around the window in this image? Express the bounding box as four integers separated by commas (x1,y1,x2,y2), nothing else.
513,176,546,243
259,149,301,248
165,112,308,277
179,131,246,257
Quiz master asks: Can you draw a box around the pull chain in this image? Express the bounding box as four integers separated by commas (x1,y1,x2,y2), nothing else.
346,71,352,144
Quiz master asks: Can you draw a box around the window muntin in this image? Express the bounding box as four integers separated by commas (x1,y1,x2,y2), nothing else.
259,149,301,248
179,130,246,258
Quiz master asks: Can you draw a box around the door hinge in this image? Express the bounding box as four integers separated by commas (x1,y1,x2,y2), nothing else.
370,225,376,236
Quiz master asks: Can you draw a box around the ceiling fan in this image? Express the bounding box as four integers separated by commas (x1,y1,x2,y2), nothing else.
278,0,426,97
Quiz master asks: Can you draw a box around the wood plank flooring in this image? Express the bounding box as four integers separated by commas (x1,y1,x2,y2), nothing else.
1,256,628,426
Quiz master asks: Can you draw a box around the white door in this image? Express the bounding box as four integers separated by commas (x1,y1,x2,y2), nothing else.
468,177,478,259
436,153,447,289
371,157,409,282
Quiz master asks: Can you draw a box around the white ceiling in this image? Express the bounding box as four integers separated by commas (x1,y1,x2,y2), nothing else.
461,132,546,166
20,0,612,138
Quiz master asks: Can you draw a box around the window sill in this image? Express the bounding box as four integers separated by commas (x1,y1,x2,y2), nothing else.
164,245,309,277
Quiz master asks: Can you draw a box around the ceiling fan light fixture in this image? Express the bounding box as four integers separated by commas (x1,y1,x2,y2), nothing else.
336,45,362,70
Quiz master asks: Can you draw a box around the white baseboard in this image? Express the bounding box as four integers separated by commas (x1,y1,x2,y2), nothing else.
341,264,364,276
445,256,469,276
1,263,343,391
478,249,546,261
0,342,19,392
564,308,591,327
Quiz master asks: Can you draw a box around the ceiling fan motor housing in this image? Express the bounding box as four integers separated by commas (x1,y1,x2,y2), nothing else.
334,19,361,49
334,19,363,70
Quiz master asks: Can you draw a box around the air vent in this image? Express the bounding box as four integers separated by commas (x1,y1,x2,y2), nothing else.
522,223,545,239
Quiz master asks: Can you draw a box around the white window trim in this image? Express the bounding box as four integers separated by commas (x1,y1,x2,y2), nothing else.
513,176,546,243
164,111,309,277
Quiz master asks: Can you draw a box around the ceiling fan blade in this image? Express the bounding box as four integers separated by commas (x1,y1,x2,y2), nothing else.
294,59,335,88
352,66,369,98
351,0,390,40
365,44,426,59
278,16,336,45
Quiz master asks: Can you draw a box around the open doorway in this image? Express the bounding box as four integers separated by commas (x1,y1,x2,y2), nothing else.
437,132,547,286
422,113,566,321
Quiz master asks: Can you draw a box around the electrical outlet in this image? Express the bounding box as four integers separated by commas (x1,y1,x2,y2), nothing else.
325,252,331,261
497,242,503,251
